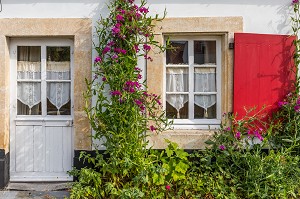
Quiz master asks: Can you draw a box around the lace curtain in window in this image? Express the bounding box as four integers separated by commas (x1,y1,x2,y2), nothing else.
47,61,71,115
166,67,216,118
194,68,216,117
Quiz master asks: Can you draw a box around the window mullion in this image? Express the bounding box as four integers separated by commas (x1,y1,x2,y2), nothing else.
188,40,194,120
41,44,47,117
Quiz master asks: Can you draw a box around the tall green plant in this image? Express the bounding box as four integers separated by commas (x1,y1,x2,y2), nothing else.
70,0,171,198
292,0,300,94
271,0,300,148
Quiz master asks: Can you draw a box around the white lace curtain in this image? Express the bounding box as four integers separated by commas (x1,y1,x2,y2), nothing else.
166,67,216,118
47,61,70,115
17,47,70,115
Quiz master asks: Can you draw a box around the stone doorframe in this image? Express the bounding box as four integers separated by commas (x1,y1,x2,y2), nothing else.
0,18,92,187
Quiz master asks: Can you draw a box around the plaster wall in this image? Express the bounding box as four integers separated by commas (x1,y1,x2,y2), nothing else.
0,0,293,34
0,0,295,149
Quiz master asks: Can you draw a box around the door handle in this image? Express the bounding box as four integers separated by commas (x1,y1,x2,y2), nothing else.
65,120,73,127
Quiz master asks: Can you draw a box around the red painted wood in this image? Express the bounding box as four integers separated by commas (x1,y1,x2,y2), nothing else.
233,33,296,120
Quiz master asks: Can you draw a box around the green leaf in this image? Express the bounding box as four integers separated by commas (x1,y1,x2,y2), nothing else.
205,139,215,145
175,161,189,174
282,139,293,143
166,147,173,157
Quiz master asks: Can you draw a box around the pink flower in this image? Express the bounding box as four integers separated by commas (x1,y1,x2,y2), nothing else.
137,74,142,79
111,90,122,96
235,132,241,140
219,145,226,151
134,99,142,106
165,185,171,190
134,67,141,71
253,130,264,141
135,12,142,19
102,46,110,54
225,127,231,131
116,14,124,21
143,44,151,51
139,7,149,13
120,49,127,54
107,41,115,46
112,27,120,35
278,101,288,107
115,23,121,28
102,76,107,81
133,4,138,10
294,105,300,112
155,99,162,105
144,55,153,61
297,98,300,105
292,0,299,4
150,125,156,132
128,0,134,3
119,9,125,14
112,54,118,60
94,56,102,63
143,92,149,96
134,45,140,52
140,105,145,112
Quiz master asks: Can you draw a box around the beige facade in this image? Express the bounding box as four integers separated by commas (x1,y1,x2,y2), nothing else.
0,17,243,152
0,18,93,153
147,17,243,149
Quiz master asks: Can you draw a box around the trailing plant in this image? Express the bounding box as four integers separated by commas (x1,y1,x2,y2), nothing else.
202,111,300,199
70,0,171,198
271,0,300,149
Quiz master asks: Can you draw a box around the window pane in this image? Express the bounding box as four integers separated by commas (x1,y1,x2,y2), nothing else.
166,94,188,119
194,68,216,92
47,82,71,115
17,82,41,115
166,68,189,92
166,41,188,65
194,95,216,119
17,46,41,80
17,100,41,115
194,41,216,65
47,47,70,80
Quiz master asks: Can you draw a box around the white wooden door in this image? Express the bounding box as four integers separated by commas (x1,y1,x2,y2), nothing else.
10,38,74,181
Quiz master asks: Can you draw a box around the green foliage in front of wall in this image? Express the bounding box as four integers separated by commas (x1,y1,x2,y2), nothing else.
68,0,300,198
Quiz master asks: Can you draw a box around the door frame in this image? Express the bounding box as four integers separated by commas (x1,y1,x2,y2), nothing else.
9,38,74,181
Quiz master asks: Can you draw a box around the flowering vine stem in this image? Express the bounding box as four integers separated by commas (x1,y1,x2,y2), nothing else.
291,0,300,94
83,0,171,191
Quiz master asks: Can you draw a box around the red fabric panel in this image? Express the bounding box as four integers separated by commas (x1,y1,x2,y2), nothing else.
234,33,296,120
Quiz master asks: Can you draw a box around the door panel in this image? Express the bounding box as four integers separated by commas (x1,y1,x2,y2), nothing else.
10,38,74,182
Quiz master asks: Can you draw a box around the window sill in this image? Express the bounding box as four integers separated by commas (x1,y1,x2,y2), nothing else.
169,119,221,130
147,129,215,149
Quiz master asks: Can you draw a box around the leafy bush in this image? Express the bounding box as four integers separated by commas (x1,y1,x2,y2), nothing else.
69,0,300,198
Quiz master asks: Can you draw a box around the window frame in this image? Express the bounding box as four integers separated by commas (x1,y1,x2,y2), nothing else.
163,35,222,129
10,38,74,121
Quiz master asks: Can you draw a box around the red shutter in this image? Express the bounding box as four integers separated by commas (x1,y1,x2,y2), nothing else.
234,33,296,120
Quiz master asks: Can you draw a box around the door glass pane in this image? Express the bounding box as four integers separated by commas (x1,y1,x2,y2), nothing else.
194,68,216,92
166,94,188,119
47,82,71,115
194,94,216,119
47,47,70,80
194,41,216,65
17,46,41,115
166,41,188,65
166,68,189,92
17,46,41,80
46,47,71,115
17,82,41,115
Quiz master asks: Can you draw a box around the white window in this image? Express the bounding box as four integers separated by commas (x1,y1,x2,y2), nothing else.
164,36,222,129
